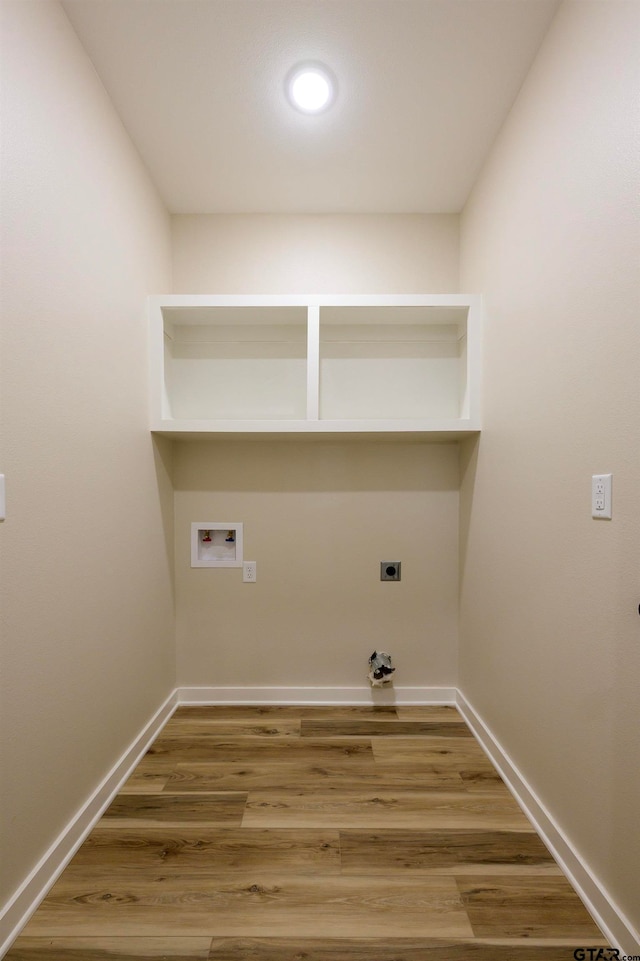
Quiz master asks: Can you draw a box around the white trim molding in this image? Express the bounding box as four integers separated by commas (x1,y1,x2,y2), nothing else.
0,689,178,957
456,689,640,957
177,685,457,706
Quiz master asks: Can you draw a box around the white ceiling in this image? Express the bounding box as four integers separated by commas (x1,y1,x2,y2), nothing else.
62,0,560,214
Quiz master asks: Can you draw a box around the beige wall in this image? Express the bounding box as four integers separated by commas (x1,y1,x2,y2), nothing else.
459,0,640,936
171,214,462,692
172,213,459,294
175,440,460,690
0,0,174,920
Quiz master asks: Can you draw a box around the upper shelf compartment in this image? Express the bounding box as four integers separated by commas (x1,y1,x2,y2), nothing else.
161,304,308,422
148,294,481,438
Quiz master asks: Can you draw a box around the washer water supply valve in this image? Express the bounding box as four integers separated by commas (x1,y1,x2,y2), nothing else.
368,650,395,687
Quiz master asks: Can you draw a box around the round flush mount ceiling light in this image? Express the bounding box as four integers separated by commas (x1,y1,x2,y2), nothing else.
285,62,337,114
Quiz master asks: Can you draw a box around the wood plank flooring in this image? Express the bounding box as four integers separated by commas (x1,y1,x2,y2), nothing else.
6,705,610,960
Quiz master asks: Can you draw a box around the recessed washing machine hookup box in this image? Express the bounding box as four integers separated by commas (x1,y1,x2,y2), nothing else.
191,523,243,568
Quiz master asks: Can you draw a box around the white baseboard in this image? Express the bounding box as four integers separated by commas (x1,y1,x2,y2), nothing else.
177,685,457,705
0,689,179,958
456,690,640,957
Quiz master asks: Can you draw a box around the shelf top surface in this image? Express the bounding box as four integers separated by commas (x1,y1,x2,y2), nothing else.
151,293,481,308
163,305,308,326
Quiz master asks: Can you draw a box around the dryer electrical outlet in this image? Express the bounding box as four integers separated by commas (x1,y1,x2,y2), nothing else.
380,562,401,581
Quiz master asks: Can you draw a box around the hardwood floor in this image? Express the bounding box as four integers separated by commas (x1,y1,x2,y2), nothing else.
6,705,609,959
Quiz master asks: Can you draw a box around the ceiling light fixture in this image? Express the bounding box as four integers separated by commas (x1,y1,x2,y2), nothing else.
286,62,337,114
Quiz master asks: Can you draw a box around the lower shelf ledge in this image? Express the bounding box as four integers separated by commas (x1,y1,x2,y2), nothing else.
151,419,481,442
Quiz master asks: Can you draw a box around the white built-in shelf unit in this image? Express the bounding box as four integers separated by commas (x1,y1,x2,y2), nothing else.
148,295,481,438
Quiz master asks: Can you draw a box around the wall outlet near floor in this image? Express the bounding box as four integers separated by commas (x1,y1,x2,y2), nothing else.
591,474,612,519
243,561,257,582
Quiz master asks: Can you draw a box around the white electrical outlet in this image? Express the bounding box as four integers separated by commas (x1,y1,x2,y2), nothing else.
243,561,257,582
592,474,612,519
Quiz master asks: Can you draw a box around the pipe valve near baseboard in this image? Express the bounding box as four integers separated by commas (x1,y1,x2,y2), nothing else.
368,650,395,687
